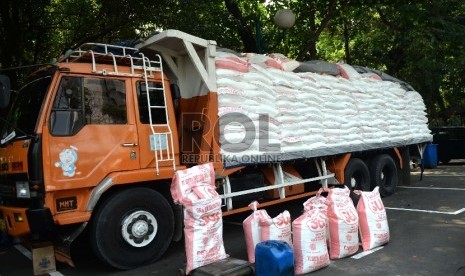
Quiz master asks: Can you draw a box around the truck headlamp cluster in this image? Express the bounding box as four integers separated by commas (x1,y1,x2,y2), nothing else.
16,181,30,198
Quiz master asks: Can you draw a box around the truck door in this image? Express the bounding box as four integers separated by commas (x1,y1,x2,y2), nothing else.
132,79,178,169
44,76,139,189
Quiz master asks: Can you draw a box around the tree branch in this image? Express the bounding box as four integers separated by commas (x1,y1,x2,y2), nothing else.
224,0,257,52
376,7,402,32
315,0,338,37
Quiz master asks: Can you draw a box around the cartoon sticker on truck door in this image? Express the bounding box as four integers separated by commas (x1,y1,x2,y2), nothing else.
55,146,78,177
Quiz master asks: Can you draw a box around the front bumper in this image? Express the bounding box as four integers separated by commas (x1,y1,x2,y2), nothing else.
0,205,30,236
0,206,56,239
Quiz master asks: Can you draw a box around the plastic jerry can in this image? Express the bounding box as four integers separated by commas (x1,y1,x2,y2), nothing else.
255,240,294,276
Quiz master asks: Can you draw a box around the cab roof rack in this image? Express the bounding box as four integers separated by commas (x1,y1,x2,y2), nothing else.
59,43,161,78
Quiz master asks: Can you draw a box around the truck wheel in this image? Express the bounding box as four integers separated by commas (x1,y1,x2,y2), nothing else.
344,158,371,203
370,154,398,197
90,187,174,269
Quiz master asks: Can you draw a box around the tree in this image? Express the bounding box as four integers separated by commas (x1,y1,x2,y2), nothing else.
0,0,464,125
0,0,56,86
317,0,465,123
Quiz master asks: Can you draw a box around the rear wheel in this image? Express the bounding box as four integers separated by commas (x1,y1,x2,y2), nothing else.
369,154,398,197
90,188,174,269
344,158,371,204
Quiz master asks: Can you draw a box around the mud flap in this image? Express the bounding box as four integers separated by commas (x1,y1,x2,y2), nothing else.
54,222,88,267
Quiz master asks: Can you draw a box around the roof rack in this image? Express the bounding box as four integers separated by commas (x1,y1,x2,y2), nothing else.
59,43,162,78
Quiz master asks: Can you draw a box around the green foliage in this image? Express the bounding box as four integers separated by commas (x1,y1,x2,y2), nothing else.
0,0,464,123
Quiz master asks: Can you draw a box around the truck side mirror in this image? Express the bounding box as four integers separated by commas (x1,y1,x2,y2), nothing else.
0,75,11,109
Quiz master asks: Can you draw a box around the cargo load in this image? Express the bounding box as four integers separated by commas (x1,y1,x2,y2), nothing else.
215,51,431,167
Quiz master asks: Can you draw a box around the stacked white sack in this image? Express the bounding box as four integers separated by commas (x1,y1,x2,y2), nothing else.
216,54,281,159
215,52,431,162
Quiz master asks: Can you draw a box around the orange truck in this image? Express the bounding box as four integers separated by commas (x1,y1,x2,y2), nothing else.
0,30,431,269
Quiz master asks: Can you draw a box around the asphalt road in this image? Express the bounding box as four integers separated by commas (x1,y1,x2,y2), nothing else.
1,160,465,276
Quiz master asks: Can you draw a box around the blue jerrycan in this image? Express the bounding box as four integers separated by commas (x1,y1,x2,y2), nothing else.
255,240,294,276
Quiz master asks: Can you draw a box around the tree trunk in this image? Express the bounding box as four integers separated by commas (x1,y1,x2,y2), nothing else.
343,17,351,63
297,0,338,60
224,0,257,52
308,38,318,60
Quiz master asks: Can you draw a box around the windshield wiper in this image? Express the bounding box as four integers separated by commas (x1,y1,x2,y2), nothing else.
0,117,37,145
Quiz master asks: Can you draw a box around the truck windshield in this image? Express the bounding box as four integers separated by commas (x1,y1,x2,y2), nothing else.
1,75,52,139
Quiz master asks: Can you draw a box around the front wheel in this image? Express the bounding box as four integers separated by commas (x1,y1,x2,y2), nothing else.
90,188,174,269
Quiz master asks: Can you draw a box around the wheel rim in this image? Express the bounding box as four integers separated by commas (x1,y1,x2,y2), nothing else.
380,164,394,187
350,171,364,189
350,177,357,188
121,210,158,247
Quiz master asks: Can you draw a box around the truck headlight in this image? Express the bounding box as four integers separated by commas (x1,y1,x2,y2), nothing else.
16,181,30,198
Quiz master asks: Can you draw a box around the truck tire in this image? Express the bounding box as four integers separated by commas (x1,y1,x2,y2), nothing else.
90,187,174,269
344,158,371,203
370,154,398,197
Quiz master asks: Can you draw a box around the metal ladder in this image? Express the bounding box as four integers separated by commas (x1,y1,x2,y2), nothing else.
63,43,176,174
139,53,176,175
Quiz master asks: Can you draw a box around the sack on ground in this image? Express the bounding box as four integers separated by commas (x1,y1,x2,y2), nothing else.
293,195,330,274
170,163,228,274
354,186,390,251
170,163,215,205
326,186,359,259
259,209,292,247
242,201,268,263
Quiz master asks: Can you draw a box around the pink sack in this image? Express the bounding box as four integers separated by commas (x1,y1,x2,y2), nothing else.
215,57,249,73
170,163,215,205
183,192,228,274
336,63,361,79
354,186,390,251
293,196,330,274
170,163,228,274
259,210,292,247
303,189,327,209
304,189,330,245
242,201,268,263
243,53,284,70
268,53,300,72
265,59,285,70
326,186,359,259
361,72,382,80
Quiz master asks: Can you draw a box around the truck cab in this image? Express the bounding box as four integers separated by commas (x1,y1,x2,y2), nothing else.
0,43,185,268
